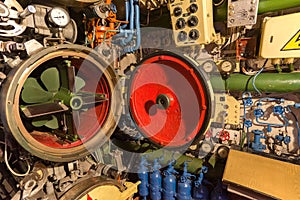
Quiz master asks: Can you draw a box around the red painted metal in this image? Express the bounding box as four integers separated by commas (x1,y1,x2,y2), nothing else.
129,53,209,147
219,130,230,141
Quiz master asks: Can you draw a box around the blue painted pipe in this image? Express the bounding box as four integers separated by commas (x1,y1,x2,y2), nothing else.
120,0,134,45
123,0,141,52
121,0,130,29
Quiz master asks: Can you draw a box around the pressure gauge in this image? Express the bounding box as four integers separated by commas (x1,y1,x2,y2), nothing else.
48,7,70,27
219,60,235,73
198,140,214,158
202,60,216,73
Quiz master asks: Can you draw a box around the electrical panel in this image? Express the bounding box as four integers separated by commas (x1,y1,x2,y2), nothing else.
227,0,259,27
260,12,300,58
169,0,216,46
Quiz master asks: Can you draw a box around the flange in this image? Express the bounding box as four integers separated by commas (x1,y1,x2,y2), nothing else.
1,44,122,162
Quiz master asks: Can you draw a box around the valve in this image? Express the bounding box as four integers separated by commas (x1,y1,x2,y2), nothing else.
242,92,253,107
254,108,264,118
251,130,266,152
149,159,162,200
273,105,284,115
177,162,195,200
219,130,230,142
193,166,209,200
244,120,252,128
162,160,178,200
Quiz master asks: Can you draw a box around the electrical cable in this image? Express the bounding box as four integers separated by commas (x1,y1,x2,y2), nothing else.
4,136,30,177
252,59,268,95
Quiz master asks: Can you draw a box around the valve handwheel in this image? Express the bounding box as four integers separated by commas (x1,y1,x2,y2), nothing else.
219,130,230,141
129,52,212,147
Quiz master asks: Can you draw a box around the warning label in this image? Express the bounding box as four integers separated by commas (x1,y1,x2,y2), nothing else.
281,29,300,51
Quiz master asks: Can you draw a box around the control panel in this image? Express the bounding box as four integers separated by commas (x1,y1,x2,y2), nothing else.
227,0,259,27
169,0,216,46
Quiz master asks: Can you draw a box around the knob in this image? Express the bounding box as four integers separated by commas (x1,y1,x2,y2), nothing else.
173,7,182,17
177,31,187,42
189,4,198,13
176,18,186,29
189,29,199,40
19,5,36,18
188,16,198,27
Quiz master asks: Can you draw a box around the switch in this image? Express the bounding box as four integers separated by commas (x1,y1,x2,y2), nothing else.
176,18,186,29
189,29,199,40
173,7,182,17
177,31,187,42
189,3,198,13
188,16,198,27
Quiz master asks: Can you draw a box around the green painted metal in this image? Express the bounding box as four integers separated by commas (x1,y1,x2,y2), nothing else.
54,87,72,106
75,76,86,93
144,149,205,174
32,115,59,129
258,0,300,14
214,0,300,21
211,73,300,93
21,78,54,103
41,68,60,93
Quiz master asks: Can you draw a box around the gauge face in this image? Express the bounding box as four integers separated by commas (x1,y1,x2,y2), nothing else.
202,60,215,73
48,7,70,27
200,141,213,153
220,60,235,73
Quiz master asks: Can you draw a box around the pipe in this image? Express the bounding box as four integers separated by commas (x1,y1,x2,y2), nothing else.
210,73,300,93
111,139,204,174
120,0,135,45
144,149,204,175
134,0,141,51
124,0,141,52
214,0,300,21
121,0,130,29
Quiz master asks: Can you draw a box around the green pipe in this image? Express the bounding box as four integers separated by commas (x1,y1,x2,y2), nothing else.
144,149,205,174
211,73,300,93
112,139,204,173
258,0,300,14
112,138,226,179
214,0,300,21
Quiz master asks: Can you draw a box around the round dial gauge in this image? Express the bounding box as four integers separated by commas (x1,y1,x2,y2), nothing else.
200,142,213,153
48,7,70,27
202,60,215,73
220,60,235,73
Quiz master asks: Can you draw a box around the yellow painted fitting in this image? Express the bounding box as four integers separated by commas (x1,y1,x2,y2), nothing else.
271,58,281,66
283,58,294,65
121,181,141,199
